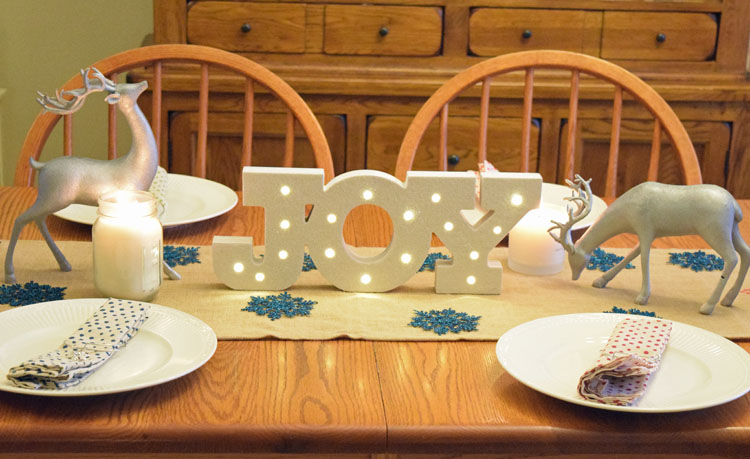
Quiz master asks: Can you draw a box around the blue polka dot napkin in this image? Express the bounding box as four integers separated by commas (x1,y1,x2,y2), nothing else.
6,298,150,390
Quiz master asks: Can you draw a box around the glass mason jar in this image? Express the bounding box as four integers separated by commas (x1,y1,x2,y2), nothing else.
93,190,162,301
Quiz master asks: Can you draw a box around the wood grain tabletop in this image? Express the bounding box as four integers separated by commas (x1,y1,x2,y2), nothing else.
1,186,749,458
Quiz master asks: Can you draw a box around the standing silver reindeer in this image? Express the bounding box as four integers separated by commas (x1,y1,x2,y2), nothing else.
4,68,160,284
548,176,750,315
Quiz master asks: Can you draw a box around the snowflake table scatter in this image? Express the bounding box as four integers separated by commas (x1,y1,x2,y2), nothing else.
604,306,658,318
241,292,316,321
163,245,201,268
302,253,317,272
587,248,635,272
409,308,481,335
668,250,724,272
418,253,452,272
0,281,67,307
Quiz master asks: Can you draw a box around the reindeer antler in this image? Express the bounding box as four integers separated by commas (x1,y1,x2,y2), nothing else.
37,67,117,114
547,175,593,253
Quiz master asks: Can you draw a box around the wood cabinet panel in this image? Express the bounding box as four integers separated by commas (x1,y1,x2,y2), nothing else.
169,112,346,190
469,8,602,57
324,5,443,56
602,12,718,61
366,115,543,179
561,119,731,197
187,1,306,53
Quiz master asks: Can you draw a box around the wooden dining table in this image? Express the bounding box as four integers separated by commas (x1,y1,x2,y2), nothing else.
1,185,750,458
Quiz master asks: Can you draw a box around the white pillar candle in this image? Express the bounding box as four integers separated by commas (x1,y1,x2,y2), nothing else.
93,190,162,301
508,207,566,275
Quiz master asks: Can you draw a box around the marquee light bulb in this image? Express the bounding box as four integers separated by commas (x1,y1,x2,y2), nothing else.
233,262,244,273
255,272,265,282
510,193,523,206
280,185,291,196
360,274,372,284
278,250,288,260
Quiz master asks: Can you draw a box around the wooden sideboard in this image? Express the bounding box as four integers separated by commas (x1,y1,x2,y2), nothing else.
152,0,750,197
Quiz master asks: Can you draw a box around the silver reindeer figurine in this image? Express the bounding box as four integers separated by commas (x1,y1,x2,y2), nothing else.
548,176,750,315
4,67,166,284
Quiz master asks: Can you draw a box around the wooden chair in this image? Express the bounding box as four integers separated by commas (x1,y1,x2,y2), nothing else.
14,44,335,187
395,50,702,197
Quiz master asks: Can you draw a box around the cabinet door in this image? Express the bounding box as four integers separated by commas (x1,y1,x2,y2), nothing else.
366,115,543,178
560,119,730,197
169,112,346,190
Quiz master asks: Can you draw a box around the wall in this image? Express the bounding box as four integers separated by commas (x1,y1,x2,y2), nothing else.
0,0,153,185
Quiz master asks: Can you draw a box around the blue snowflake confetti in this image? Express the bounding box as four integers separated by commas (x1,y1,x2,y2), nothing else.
302,253,317,272
419,253,452,272
164,245,201,268
241,292,316,320
668,250,724,272
409,308,480,335
587,248,635,272
604,306,658,318
0,281,67,307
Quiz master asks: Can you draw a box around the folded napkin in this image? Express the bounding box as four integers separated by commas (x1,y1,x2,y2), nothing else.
578,317,672,406
149,166,169,219
6,298,150,390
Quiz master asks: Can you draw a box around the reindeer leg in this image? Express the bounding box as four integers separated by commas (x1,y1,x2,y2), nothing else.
4,212,35,284
720,222,748,307
634,237,654,305
35,217,71,273
593,244,641,289
700,230,738,315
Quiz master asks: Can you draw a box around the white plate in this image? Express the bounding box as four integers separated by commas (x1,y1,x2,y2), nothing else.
0,299,217,396
462,183,607,230
53,174,238,228
496,313,750,413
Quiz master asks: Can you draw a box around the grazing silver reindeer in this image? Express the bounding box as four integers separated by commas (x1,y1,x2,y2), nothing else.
4,67,160,284
548,176,750,315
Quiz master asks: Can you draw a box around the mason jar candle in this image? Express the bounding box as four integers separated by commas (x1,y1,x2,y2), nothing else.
508,207,567,275
93,190,162,301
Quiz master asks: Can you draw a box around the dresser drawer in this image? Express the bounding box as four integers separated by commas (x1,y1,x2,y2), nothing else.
187,1,306,53
601,12,717,61
469,8,601,57
324,5,442,56
366,116,540,176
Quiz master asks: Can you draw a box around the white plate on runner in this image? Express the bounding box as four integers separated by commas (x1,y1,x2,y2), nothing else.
0,299,217,396
53,174,238,228
496,313,750,413
462,182,607,230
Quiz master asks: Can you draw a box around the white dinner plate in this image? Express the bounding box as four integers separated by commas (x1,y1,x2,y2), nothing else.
0,299,217,396
462,182,607,230
53,174,238,228
496,313,750,413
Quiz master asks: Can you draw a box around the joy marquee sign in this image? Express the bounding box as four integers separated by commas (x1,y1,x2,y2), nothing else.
213,167,541,294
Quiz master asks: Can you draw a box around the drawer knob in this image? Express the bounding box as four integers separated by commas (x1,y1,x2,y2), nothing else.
448,154,460,166
379,26,389,37
522,29,532,39
241,23,252,33
656,32,666,43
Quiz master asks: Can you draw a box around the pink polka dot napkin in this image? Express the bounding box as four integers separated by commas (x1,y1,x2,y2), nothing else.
578,317,672,406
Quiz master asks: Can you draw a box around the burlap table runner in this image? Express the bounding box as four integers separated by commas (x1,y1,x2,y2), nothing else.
2,240,748,340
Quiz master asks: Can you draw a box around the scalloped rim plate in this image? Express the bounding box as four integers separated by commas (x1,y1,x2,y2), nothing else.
496,313,750,413
0,299,217,396
53,174,238,228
